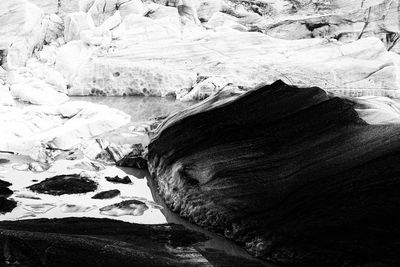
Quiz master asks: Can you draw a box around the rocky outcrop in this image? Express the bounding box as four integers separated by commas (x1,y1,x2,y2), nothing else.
0,217,264,266
148,80,400,266
61,29,400,99
225,0,400,53
54,0,400,99
24,0,400,55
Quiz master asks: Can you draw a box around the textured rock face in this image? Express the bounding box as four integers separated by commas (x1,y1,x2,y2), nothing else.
225,0,400,52
62,29,400,98
0,0,378,100
1,0,400,101
148,80,400,266
67,54,195,97
264,1,400,42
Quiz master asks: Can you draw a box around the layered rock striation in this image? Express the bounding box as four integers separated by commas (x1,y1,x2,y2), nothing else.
148,80,400,266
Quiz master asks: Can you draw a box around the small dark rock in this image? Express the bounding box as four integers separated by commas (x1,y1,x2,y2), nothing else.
92,189,121,199
0,158,10,164
0,196,17,214
0,179,12,187
28,174,97,195
0,187,13,197
105,176,132,184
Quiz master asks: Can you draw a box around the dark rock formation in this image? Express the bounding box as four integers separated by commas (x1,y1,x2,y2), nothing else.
0,217,264,267
92,189,121,199
105,175,132,184
28,175,97,195
148,80,400,266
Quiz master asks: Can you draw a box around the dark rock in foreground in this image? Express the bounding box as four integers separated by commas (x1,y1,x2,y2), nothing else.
105,175,132,184
148,80,400,266
92,189,121,199
0,217,265,267
28,174,97,195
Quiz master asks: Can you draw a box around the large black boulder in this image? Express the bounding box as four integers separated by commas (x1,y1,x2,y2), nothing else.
148,80,400,266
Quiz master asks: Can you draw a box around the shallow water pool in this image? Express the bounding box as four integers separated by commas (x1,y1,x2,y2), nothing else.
70,96,194,122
